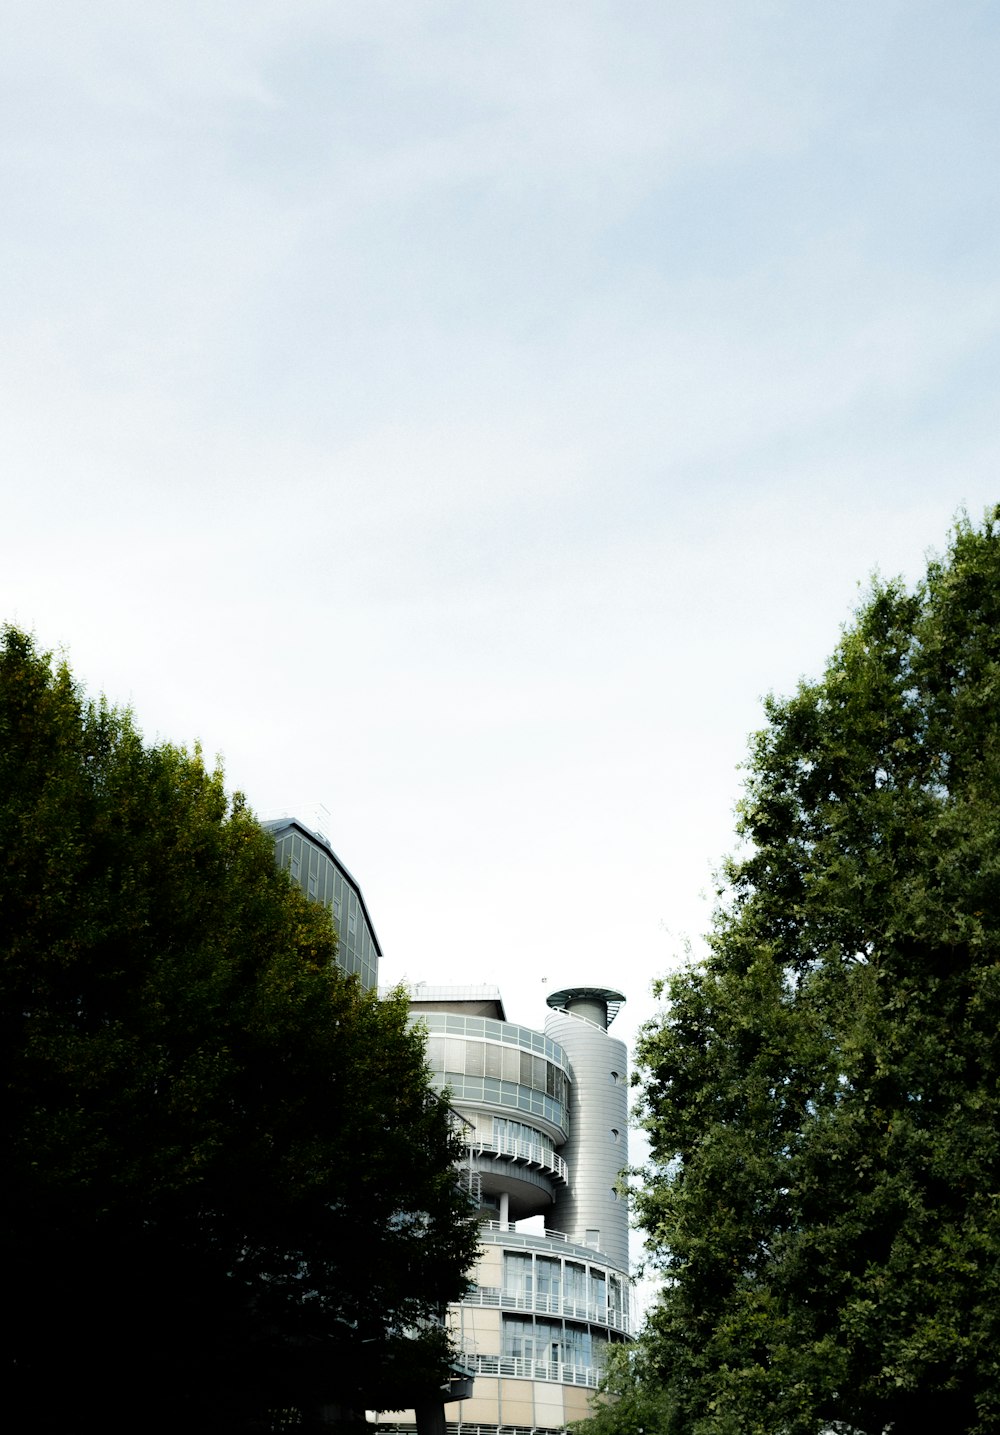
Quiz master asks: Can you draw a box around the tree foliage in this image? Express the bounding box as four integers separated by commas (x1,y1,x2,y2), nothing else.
573,1339,679,1435
0,627,477,1432
631,511,1000,1434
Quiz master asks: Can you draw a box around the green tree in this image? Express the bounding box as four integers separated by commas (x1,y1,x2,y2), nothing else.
572,1340,679,1435
630,510,1000,1434
0,627,477,1433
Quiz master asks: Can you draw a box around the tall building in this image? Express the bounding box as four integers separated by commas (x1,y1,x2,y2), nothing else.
398,982,632,1434
263,816,381,990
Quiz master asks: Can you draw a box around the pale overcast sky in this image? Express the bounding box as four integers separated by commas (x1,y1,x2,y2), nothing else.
4,4,999,1098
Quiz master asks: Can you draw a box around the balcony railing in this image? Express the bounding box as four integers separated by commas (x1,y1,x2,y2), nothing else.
467,1137,568,1184
461,1285,631,1334
468,1354,601,1388
480,1221,571,1241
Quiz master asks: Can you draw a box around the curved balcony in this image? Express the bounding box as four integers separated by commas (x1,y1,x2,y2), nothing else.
468,1135,568,1185
461,1284,631,1335
467,1353,601,1388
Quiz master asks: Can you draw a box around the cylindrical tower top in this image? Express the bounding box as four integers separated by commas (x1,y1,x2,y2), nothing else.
545,985,625,1030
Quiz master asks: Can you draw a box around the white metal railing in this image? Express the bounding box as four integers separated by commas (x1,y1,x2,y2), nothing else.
377,1424,566,1435
481,1220,572,1239
468,1354,601,1388
461,1285,630,1333
479,1221,605,1251
443,1427,566,1435
404,984,503,1001
467,1137,568,1184
443,1426,567,1435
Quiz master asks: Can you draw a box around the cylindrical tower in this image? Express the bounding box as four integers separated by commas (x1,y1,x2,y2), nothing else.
544,986,629,1274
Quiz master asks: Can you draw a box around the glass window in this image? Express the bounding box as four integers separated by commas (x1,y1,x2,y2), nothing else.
564,1263,587,1311
503,1253,532,1299
502,1316,534,1361
536,1257,561,1304
536,1318,562,1367
563,1324,592,1370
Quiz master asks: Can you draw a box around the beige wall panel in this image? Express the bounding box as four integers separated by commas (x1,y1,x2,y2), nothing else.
499,1379,535,1424
454,1379,500,1425
453,1304,500,1358
562,1385,595,1423
475,1244,503,1285
532,1384,567,1426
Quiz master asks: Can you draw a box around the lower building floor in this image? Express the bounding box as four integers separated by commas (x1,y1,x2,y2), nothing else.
374,1226,631,1435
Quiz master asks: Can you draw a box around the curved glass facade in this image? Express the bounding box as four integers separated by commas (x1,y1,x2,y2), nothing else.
266,819,379,990
416,1012,568,1065
415,1017,570,1137
424,1068,567,1135
497,1250,629,1332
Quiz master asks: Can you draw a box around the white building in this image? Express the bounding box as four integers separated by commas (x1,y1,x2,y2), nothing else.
397,982,632,1434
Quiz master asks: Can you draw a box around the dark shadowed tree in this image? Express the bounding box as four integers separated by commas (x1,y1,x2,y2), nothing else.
617,511,1000,1435
0,627,478,1433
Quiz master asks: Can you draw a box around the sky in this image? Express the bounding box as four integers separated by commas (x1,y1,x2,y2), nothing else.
3,1,1000,1267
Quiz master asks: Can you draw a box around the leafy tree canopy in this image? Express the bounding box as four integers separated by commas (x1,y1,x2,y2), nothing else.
0,627,477,1433
627,510,1000,1434
572,1339,679,1435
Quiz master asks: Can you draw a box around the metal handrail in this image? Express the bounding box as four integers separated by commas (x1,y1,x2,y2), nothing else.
468,1137,568,1183
481,1220,571,1238
461,1285,631,1333
479,1221,602,1248
468,1354,601,1388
